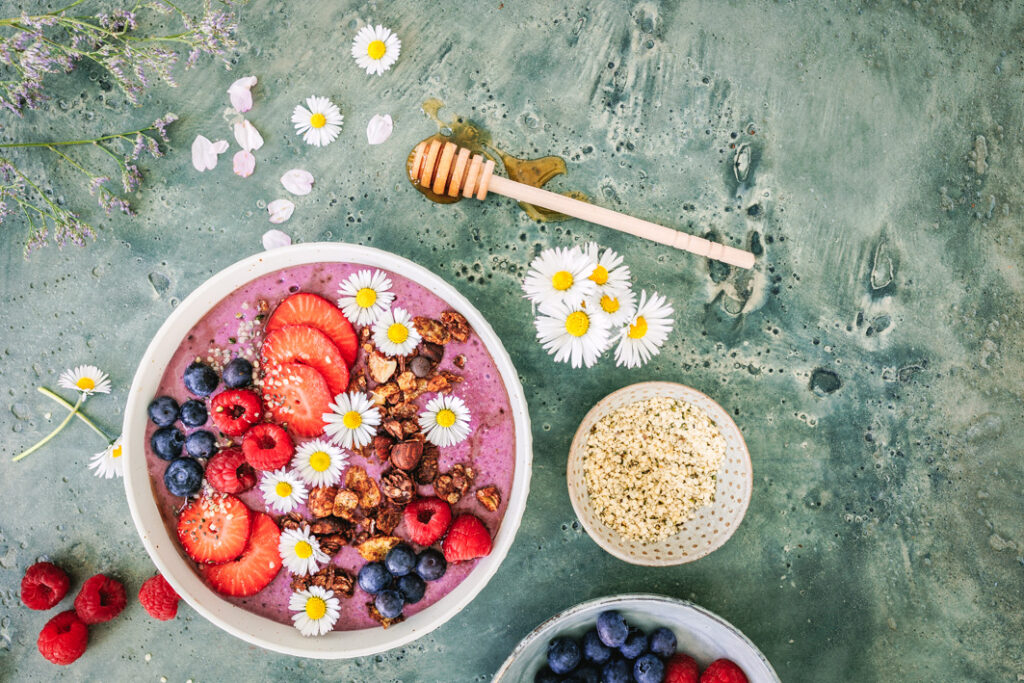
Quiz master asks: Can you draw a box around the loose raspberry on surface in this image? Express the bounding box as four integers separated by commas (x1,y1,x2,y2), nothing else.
37,610,89,665
700,658,749,683
210,388,262,437
176,494,252,565
242,422,294,471
73,574,126,624
138,574,179,621
441,514,493,564
21,561,71,611
403,497,452,547
664,653,700,683
206,447,257,494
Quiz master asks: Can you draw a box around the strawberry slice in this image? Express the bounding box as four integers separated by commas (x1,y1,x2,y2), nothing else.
261,362,332,438
260,324,350,396
200,513,282,597
176,494,252,565
266,292,358,366
403,497,452,546
442,514,493,564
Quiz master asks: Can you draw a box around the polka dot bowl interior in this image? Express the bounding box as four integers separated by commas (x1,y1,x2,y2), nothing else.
567,381,752,566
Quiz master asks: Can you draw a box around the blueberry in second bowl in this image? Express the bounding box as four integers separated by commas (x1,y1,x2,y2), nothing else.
582,628,612,664
633,653,665,683
547,636,581,675
649,625,677,658
596,610,629,647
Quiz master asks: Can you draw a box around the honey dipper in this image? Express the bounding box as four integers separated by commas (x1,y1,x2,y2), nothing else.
409,139,756,269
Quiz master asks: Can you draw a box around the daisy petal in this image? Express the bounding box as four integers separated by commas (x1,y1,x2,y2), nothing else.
281,169,315,196
227,75,257,113
366,114,393,145
268,199,295,224
233,120,264,152
262,229,292,250
233,150,256,177
191,135,228,171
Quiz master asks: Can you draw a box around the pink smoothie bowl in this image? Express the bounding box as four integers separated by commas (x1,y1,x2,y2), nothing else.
121,243,534,659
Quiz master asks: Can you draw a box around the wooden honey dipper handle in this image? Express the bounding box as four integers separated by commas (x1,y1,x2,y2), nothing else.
410,140,756,270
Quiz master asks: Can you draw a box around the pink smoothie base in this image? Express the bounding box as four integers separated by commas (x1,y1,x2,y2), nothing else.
144,262,516,631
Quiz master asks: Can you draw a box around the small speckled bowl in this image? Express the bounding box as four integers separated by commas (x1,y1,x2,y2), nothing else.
567,382,752,566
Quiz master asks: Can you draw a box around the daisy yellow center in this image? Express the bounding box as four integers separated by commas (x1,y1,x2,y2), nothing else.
355,287,377,308
600,295,620,313
342,411,363,430
309,451,331,472
111,444,123,459
76,377,95,390
551,270,574,291
305,596,327,620
589,265,609,285
565,311,590,337
275,481,293,497
294,540,313,559
387,323,409,344
435,408,457,428
310,113,327,129
367,40,387,60
628,316,648,339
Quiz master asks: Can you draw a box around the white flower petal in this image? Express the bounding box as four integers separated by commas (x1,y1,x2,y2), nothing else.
233,150,255,177
262,229,292,250
281,169,315,196
228,75,257,113
191,135,228,172
268,199,295,224
233,120,264,152
366,114,393,145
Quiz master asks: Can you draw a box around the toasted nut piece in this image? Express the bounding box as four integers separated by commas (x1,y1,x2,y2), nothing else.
382,418,405,440
453,354,467,368
413,317,451,345
290,574,311,592
368,352,398,384
279,512,304,531
419,341,444,364
372,435,393,462
476,485,501,512
356,535,402,562
440,310,471,342
359,326,372,342
372,383,401,406
344,466,382,509
347,373,368,393
434,463,476,505
358,477,382,510
401,419,420,437
396,370,416,393
390,440,424,471
308,486,339,518
310,564,354,596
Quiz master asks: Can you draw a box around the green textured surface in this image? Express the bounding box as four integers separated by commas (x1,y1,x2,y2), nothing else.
1,1,1023,681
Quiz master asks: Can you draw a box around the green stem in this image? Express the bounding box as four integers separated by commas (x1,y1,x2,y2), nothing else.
46,146,93,178
12,394,86,462
0,127,156,149
36,387,112,441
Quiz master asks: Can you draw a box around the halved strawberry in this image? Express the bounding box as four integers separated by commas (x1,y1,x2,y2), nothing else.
260,324,350,396
210,389,262,437
200,513,282,597
241,423,294,471
266,292,358,366
403,497,452,546
262,362,332,437
441,514,493,564
176,494,252,565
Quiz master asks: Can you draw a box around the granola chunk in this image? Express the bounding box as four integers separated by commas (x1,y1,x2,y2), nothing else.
344,466,381,510
395,370,417,393
414,445,441,485
440,310,471,342
310,564,355,597
308,485,339,518
318,534,346,557
310,517,346,537
368,351,398,384
434,463,476,505
373,504,403,535
279,512,304,531
356,535,402,562
413,316,452,345
332,489,362,521
380,468,414,505
475,485,502,512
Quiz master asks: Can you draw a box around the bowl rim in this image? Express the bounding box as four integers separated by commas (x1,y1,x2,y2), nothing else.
122,243,533,659
567,381,752,566
491,593,780,682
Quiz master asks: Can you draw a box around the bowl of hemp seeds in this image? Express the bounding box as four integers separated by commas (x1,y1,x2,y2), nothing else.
567,382,752,566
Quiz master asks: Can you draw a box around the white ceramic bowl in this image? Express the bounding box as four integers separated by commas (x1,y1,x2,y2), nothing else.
567,382,751,566
122,243,533,659
493,594,779,682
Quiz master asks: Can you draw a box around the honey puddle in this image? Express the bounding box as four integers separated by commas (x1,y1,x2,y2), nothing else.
407,98,588,221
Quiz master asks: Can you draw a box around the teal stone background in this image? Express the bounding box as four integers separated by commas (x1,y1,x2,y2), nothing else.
1,0,1022,680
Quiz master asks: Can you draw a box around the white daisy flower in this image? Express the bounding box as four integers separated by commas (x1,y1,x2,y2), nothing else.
293,438,347,488
522,246,598,312
583,242,632,298
322,392,380,449
291,96,343,147
372,307,422,357
279,526,328,577
289,585,341,637
337,269,395,326
613,290,675,369
259,468,308,514
589,287,637,329
419,394,471,448
535,299,612,369
351,24,401,76
58,365,112,395
88,437,124,479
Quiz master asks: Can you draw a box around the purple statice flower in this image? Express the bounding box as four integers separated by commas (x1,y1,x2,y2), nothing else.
145,135,163,158
121,163,142,192
88,176,110,195
25,226,50,255
131,133,146,160
152,113,178,142
99,9,138,33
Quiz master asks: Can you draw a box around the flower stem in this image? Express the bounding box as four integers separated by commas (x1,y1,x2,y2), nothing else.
11,394,86,462
0,128,156,148
36,387,112,441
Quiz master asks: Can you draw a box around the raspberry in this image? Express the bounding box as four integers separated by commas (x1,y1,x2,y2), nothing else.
205,447,257,494
700,659,749,683
37,610,88,665
403,497,452,546
138,574,179,621
241,422,294,470
665,653,700,683
21,561,71,610
73,574,126,624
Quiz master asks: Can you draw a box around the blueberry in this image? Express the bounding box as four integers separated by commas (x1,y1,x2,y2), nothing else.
582,628,612,664
534,667,560,683
183,361,219,397
619,627,648,660
222,358,253,388
179,399,208,427
397,573,426,604
164,458,203,497
415,548,447,581
357,562,392,594
385,543,417,577
633,653,665,683
147,396,179,427
547,636,581,675
374,589,404,619
185,430,217,459
596,610,629,647
151,426,184,460
649,626,677,658
600,657,631,683
566,665,600,683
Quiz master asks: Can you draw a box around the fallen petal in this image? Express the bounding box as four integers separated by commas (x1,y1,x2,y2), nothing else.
233,150,256,177
192,134,228,171
268,199,295,224
211,139,229,154
280,169,314,196
228,75,257,113
262,229,292,250
233,120,264,152
366,114,394,145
